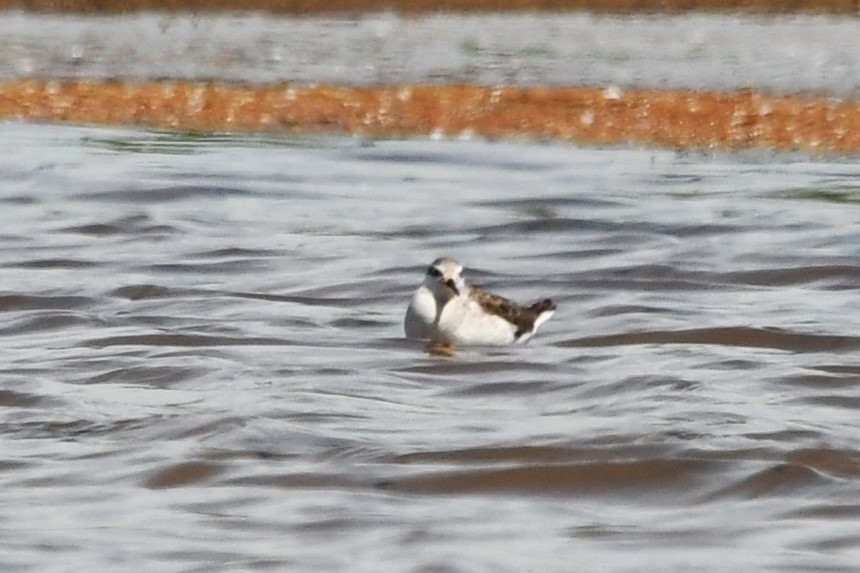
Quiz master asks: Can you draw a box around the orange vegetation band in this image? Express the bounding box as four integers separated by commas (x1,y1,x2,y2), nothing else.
2,80,859,152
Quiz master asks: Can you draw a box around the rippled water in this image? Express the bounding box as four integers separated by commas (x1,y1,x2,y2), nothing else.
3,122,860,571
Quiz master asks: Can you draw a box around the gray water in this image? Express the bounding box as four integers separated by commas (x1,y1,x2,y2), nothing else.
1,11,859,95
2,121,860,571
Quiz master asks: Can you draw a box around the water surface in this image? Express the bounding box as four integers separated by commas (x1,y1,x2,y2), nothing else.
2,122,860,571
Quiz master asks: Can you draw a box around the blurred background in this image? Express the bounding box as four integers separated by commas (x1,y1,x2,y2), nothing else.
2,2,860,573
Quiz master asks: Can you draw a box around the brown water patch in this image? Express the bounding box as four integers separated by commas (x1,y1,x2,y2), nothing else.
81,333,293,348
223,472,363,489
2,81,859,152
0,294,93,311
0,389,44,407
704,463,828,500
561,327,860,353
382,458,718,497
390,445,672,465
3,258,99,269
787,448,860,479
110,284,175,300
145,461,224,489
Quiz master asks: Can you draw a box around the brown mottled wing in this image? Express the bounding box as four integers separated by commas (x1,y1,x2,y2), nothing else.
471,287,556,339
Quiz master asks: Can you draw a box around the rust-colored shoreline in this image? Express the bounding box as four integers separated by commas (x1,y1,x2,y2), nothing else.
3,80,860,152
3,0,859,13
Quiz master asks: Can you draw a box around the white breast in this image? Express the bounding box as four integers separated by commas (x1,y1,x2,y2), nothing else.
404,286,438,340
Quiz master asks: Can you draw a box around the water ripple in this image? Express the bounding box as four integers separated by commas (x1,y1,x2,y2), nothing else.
3,124,860,572
560,327,860,353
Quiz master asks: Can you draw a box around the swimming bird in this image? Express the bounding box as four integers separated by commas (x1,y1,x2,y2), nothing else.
404,258,556,345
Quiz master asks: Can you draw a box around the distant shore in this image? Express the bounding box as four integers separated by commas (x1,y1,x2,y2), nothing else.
1,0,857,13
2,6,857,151
3,81,858,152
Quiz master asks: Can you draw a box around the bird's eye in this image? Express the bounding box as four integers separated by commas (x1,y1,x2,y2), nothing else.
426,266,442,277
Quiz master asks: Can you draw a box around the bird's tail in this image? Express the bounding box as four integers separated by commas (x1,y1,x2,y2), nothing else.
530,299,556,331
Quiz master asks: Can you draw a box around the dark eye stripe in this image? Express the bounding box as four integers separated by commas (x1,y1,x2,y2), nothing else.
426,266,442,277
